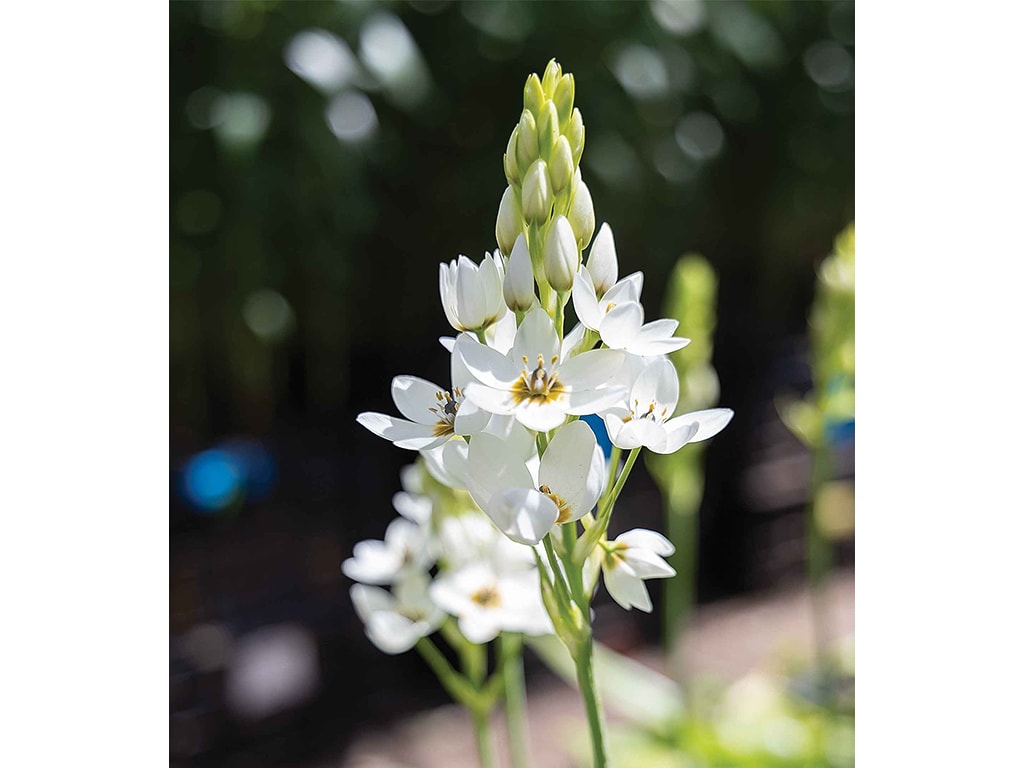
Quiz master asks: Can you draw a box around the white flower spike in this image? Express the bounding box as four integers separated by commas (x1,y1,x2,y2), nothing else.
604,358,734,454
465,420,605,545
439,252,506,333
458,308,627,433
601,529,676,612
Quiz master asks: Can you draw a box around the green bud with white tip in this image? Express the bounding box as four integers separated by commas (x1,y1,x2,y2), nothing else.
516,110,539,172
566,108,585,166
496,186,520,256
549,136,574,196
537,100,559,158
524,73,545,118
568,174,595,250
541,59,562,97
553,74,575,129
503,233,535,312
521,159,552,225
543,215,578,292
504,126,520,184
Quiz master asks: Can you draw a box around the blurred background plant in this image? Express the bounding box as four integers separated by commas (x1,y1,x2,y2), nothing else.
170,1,853,765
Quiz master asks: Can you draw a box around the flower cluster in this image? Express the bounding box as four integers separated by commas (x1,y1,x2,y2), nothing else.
344,59,734,768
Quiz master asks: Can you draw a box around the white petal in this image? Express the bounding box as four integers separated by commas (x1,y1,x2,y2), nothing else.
466,432,535,510
454,399,490,435
439,263,461,331
421,439,470,490
392,492,432,524
455,255,486,329
617,528,676,557
459,614,501,644
557,348,625,390
342,541,402,584
561,321,589,359
612,418,668,452
514,400,569,432
626,336,692,357
603,272,643,307
392,375,446,425
630,358,680,416
600,302,644,349
603,560,652,612
350,584,395,623
487,308,518,353
479,254,504,321
586,223,618,295
356,412,440,450
674,408,735,443
464,382,517,415
603,413,627,446
511,308,560,367
483,414,536,461
571,266,603,330
539,421,604,521
365,612,425,654
439,336,456,352
624,548,676,579
658,419,699,454
486,487,560,545
564,386,629,415
458,337,521,389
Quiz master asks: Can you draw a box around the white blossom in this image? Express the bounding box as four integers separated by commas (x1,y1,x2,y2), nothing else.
351,572,445,654
342,518,434,585
603,358,734,454
439,253,506,333
601,529,676,612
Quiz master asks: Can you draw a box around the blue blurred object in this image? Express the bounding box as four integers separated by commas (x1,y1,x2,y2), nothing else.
826,418,855,447
183,449,242,512
581,414,613,459
180,439,277,512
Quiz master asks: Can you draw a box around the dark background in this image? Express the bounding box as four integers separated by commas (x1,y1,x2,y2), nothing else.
169,1,853,765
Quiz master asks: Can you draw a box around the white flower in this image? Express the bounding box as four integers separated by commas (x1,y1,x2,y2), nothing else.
342,518,434,585
351,572,445,654
465,420,605,545
439,253,506,332
604,358,734,454
573,266,691,357
421,411,538,491
503,234,536,312
458,308,627,433
601,529,676,612
356,349,491,451
429,563,553,643
391,489,432,524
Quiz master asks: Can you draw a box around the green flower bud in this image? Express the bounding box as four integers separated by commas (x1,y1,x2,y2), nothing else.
503,233,535,312
521,159,552,225
553,74,575,129
566,108,585,166
495,186,520,256
537,100,559,159
516,109,539,172
541,59,562,98
504,126,521,184
524,73,545,118
568,174,595,250
549,136,574,196
544,215,578,293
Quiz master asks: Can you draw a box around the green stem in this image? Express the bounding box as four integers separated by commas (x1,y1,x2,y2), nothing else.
597,447,641,522
415,637,479,706
500,634,531,768
474,328,488,344
471,706,496,768
543,534,575,612
576,633,610,768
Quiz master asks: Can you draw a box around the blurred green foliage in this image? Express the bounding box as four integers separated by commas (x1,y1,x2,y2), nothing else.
170,0,854,448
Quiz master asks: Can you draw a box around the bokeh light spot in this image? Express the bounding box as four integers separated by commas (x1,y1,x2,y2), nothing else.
611,44,670,100
359,13,431,109
285,29,358,94
325,90,378,143
650,0,706,37
675,112,725,161
211,92,271,150
183,449,241,512
803,41,854,92
242,289,295,343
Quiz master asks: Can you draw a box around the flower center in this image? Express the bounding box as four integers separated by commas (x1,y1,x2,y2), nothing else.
539,484,573,524
428,388,465,437
470,585,502,608
510,354,567,405
625,399,668,424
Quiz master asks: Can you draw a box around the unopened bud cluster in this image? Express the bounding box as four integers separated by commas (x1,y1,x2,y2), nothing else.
496,60,595,303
